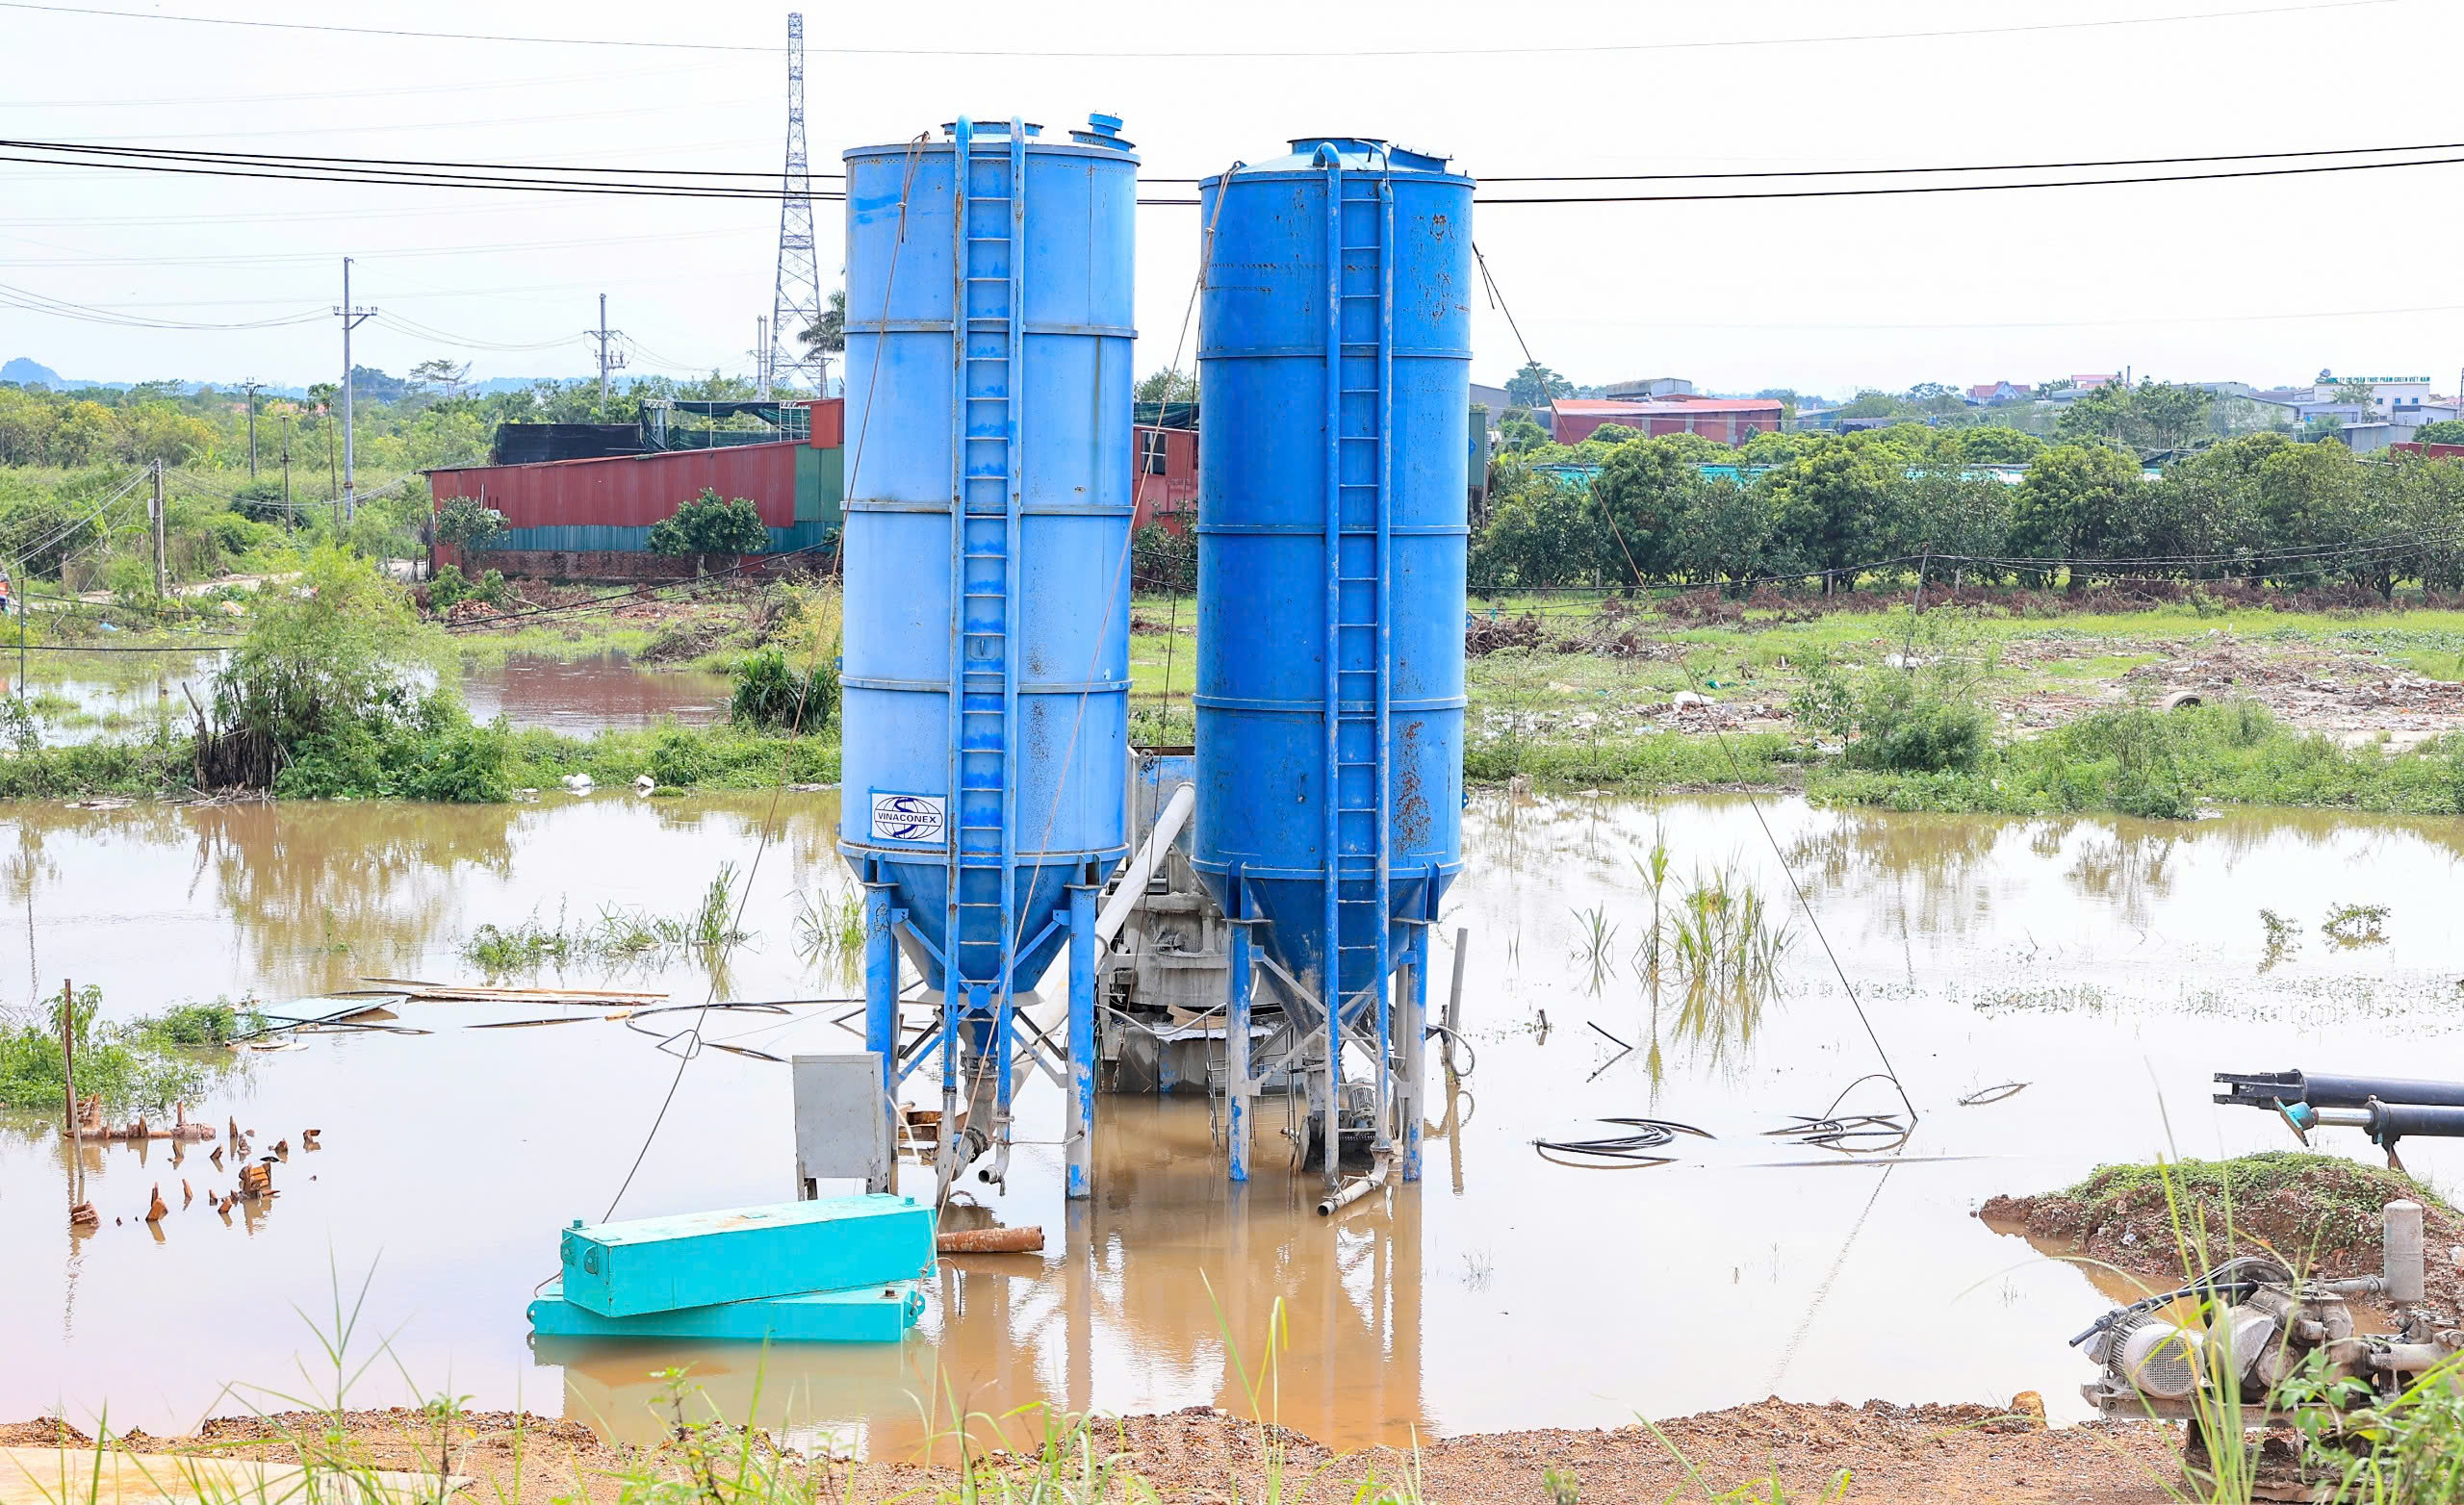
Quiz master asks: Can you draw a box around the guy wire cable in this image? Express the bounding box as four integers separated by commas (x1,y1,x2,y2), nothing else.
592,132,928,1228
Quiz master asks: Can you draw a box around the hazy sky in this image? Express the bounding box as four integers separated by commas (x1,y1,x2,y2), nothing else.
3,0,2459,397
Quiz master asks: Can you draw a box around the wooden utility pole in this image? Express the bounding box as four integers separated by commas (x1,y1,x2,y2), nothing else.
150,460,167,598
281,414,295,536
60,978,75,1132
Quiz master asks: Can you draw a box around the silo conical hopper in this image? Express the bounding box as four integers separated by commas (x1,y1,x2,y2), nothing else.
1192,139,1472,1189
838,114,1137,1201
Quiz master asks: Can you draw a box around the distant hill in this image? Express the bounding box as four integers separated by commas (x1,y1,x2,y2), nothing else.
0,360,313,397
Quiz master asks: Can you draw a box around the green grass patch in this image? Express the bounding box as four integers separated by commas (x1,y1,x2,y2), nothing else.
1812,701,2464,817
0,986,260,1115
2058,1151,2449,1244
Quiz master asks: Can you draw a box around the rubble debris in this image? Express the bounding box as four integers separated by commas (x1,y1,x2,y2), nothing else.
67,1203,95,1229
272,1139,288,1160
180,1180,192,1208
144,1186,167,1223
300,1129,321,1150
237,1163,272,1200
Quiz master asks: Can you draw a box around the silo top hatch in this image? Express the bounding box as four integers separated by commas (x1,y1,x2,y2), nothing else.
1203,138,1471,185
842,113,1139,166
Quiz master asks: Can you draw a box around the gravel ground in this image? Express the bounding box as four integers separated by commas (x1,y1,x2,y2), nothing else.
0,1397,2192,1504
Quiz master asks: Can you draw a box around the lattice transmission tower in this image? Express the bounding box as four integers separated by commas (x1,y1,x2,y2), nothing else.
765,13,827,396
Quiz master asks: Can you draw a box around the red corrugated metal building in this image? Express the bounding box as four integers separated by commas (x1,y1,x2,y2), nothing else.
428,399,843,579
1131,424,1197,533
1550,396,1785,446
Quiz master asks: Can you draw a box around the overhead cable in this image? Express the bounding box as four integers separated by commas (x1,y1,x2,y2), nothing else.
0,0,2397,58
15,137,2464,207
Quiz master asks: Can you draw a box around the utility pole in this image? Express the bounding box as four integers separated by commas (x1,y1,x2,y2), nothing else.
755,316,771,397
585,293,626,420
240,379,264,478
281,414,295,537
149,460,167,599
333,258,375,523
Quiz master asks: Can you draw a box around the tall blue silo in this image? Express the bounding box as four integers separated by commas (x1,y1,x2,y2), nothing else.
1193,139,1472,1192
839,115,1137,1201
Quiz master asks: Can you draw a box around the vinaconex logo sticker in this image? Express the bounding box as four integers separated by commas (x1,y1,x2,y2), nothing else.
871,792,945,844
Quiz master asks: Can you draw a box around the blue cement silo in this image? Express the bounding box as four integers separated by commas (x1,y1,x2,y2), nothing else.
1193,139,1472,1190
838,115,1138,1201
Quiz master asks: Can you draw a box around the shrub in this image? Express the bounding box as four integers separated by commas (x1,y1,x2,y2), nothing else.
647,488,767,568
729,644,837,730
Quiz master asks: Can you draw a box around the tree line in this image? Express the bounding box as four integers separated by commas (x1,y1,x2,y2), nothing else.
1475,422,2464,597
0,367,778,475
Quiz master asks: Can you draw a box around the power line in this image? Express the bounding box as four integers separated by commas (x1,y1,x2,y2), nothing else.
0,0,2397,58
0,277,324,330
13,136,2464,208
24,133,2464,192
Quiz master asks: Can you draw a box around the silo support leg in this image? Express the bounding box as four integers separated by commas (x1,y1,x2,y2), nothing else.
863,886,902,1189
1065,882,1099,1200
1226,922,1253,1183
1399,927,1428,1184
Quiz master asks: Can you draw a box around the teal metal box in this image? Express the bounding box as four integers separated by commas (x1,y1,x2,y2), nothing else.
556,1194,936,1317
527,1279,923,1341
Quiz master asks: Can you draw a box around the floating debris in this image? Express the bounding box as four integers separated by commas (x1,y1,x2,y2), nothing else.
1532,1117,1712,1168
1960,1083,2029,1107
361,978,667,1007
301,1129,321,1149
238,1162,273,1200
937,1225,1045,1254
68,1202,96,1229
180,1179,192,1208
144,1186,167,1223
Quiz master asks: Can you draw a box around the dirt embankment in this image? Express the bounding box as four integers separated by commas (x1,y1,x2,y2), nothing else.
0,1399,2192,1505
1980,1152,2464,1310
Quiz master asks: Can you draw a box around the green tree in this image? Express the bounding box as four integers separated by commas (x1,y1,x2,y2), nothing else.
1944,425,2045,466
116,402,216,467
1588,435,1720,584
49,400,114,466
2413,420,2464,445
1761,445,1896,589
647,487,768,573
406,358,472,399
1136,367,1195,403
434,496,504,553
210,546,435,757
2255,439,2372,587
1504,360,1574,408
2009,443,2144,591
1469,476,1589,588
1499,417,1549,453
799,289,847,355
2055,380,2215,453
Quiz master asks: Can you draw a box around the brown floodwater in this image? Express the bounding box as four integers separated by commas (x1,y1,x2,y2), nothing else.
13,650,727,743
5,789,2464,1454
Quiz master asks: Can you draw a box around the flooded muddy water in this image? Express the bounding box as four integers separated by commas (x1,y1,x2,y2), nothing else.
13,650,726,742
5,789,2464,1453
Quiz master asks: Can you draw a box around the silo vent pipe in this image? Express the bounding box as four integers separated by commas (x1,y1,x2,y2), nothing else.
1096,782,1195,949
1318,1152,1391,1217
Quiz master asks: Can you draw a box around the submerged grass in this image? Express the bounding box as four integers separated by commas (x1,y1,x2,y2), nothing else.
458,867,754,976
0,985,260,1115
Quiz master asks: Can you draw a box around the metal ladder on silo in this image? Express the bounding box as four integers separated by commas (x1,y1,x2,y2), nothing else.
1320,155,1398,1179
941,117,1029,1186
